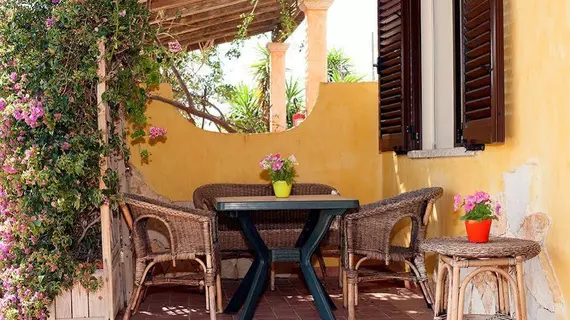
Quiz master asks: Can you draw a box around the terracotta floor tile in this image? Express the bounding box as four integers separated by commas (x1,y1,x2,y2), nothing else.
119,276,432,320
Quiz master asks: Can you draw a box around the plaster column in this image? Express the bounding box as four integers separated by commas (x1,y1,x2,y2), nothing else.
267,42,289,132
298,0,334,113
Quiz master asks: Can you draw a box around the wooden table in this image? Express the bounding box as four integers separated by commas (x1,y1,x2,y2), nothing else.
215,195,359,320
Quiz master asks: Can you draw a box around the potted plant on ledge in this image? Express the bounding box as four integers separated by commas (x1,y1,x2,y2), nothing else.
454,191,501,243
260,153,298,198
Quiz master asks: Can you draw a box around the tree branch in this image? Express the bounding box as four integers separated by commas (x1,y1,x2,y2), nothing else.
148,94,238,133
78,217,101,244
170,66,197,125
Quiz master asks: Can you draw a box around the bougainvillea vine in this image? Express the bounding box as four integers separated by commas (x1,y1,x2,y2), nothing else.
0,0,165,318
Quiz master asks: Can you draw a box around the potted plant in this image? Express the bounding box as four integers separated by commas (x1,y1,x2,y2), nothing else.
454,191,501,243
259,153,298,198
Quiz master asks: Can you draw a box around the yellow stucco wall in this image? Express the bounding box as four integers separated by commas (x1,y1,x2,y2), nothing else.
130,82,382,205
382,0,569,317
130,1,570,316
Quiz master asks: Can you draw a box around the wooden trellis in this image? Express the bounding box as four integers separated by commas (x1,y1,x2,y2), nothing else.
48,40,133,320
143,0,303,51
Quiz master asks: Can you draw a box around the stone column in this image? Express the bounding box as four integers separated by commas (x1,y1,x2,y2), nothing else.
298,0,334,113
267,42,289,132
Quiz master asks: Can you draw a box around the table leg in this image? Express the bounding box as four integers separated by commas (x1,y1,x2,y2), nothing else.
296,210,327,280
300,209,345,320
224,212,270,320
295,209,321,247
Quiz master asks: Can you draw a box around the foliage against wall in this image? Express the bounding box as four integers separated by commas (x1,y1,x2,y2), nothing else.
0,0,164,318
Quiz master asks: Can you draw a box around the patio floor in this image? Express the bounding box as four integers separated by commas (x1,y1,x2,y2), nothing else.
124,271,434,320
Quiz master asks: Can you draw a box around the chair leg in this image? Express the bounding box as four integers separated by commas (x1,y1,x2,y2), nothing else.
347,276,356,320
205,282,210,311
408,256,434,308
354,283,358,306
347,253,356,320
270,263,276,291
338,258,343,288
216,273,223,313
208,284,217,320
123,284,141,320
516,257,527,320
342,268,348,308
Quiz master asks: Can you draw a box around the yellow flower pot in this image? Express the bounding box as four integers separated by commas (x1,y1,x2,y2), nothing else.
272,181,292,198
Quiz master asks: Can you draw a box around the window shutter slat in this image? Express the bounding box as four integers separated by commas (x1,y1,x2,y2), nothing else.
459,0,505,144
378,0,421,153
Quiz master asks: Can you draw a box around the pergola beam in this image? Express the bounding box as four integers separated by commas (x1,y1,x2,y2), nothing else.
150,0,249,24
147,0,301,52
162,12,280,43
182,21,277,49
157,0,277,30
159,4,281,38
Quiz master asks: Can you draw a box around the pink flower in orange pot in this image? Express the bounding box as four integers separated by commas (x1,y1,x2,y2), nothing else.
454,191,500,243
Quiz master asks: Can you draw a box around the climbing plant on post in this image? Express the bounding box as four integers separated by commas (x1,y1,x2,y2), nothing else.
0,0,165,318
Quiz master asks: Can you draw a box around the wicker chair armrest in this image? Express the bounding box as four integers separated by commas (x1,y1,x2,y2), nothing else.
345,210,421,264
123,194,216,263
346,200,414,221
124,194,215,222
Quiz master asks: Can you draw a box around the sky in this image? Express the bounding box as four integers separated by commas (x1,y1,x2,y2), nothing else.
219,0,379,88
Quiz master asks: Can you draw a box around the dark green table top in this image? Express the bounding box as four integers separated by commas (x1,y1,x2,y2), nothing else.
215,195,359,211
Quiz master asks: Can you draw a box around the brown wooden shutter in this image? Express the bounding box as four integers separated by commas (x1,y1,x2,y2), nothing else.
458,0,505,145
378,0,421,153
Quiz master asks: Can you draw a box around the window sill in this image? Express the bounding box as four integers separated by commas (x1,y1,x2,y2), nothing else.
406,147,479,159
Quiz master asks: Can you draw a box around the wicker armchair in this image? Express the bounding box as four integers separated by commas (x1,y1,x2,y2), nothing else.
120,194,221,320
193,183,340,290
342,187,443,320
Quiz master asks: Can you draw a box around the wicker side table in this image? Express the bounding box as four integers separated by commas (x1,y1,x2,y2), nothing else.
420,237,541,320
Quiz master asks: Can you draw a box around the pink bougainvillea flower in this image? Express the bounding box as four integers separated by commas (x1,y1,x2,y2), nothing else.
45,17,56,30
149,126,167,139
453,194,462,211
12,110,24,121
0,98,5,111
168,41,181,53
272,160,284,171
9,72,17,82
62,142,71,150
51,0,59,3
54,113,62,121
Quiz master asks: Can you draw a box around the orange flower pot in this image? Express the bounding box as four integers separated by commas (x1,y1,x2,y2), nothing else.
465,219,492,243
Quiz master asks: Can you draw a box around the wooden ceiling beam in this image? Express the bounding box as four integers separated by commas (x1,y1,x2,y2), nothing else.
184,26,271,51
155,1,277,29
158,3,281,37
159,10,280,41
179,20,277,48
150,0,248,24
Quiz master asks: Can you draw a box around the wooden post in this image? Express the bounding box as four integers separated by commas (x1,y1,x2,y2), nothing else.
97,39,116,320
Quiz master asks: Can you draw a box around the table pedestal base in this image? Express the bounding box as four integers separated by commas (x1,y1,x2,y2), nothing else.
224,209,345,320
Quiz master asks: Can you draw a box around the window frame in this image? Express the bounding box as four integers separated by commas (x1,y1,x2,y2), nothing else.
377,0,505,154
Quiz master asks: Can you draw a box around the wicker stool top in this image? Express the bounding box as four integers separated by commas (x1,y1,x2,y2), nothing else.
420,237,541,260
